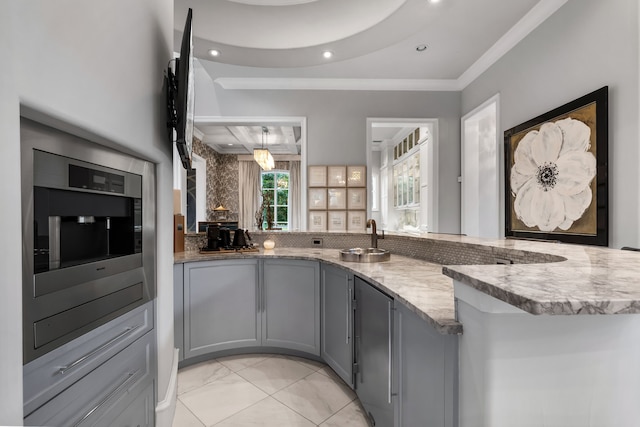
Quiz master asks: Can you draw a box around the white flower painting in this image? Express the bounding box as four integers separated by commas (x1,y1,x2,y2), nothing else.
510,117,597,232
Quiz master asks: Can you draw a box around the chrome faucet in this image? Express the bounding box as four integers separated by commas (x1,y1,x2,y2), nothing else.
366,219,384,248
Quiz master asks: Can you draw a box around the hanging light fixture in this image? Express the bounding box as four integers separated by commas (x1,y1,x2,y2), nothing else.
254,126,275,171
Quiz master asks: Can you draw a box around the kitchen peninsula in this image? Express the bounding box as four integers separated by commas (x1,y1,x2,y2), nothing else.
175,232,640,426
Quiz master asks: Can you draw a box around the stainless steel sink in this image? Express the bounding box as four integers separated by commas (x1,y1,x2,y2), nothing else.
339,247,391,263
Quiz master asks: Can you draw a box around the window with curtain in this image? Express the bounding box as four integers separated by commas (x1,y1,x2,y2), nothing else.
261,170,290,230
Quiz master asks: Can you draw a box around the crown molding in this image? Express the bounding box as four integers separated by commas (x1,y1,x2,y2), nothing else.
213,0,568,92
215,77,460,91
457,0,568,89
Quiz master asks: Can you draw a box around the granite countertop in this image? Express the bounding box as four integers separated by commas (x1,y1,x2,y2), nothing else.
175,233,640,333
440,237,640,316
174,248,462,335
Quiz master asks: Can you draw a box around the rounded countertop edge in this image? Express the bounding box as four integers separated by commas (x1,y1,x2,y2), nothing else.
174,248,463,335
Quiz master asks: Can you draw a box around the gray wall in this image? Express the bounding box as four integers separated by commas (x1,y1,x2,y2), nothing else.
0,1,174,424
200,88,463,233
462,0,639,248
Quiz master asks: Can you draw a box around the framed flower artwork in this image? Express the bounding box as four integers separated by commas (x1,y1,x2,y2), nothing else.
504,86,608,246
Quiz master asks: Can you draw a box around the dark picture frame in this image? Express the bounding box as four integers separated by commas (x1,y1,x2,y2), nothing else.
504,86,608,246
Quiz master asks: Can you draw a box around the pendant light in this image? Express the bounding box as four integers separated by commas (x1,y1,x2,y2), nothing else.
254,126,275,171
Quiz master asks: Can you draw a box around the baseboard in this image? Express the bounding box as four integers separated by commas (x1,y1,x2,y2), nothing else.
155,348,180,427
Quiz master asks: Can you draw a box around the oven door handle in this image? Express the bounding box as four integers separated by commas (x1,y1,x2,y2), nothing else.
57,324,142,375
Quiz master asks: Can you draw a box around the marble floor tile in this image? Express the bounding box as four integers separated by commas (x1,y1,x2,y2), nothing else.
273,371,356,424
179,372,268,426
177,359,233,395
172,400,205,427
236,355,315,394
216,353,272,372
319,400,370,427
215,396,315,427
283,355,327,372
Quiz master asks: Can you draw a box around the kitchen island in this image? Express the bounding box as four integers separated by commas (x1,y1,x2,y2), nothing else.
175,233,640,427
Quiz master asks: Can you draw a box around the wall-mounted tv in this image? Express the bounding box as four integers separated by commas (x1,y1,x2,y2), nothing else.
166,8,195,170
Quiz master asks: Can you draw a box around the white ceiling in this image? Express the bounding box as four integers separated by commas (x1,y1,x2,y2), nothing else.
175,0,568,151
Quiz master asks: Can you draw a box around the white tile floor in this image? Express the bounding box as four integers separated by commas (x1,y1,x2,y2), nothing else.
172,353,371,427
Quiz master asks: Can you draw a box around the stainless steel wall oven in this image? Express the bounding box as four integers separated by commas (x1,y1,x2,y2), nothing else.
21,119,155,364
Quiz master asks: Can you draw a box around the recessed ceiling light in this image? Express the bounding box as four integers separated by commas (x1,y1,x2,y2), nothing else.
208,49,221,57
227,143,233,146
322,50,333,59
429,0,441,3
416,44,428,52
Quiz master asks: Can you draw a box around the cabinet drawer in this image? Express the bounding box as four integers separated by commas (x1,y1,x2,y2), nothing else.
93,382,155,427
24,301,154,416
24,331,154,427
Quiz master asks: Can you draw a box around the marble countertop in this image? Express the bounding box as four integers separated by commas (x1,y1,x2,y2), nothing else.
440,236,640,316
175,233,640,332
175,248,461,335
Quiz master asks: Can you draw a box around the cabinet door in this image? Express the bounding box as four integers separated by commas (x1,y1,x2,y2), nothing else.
321,263,354,387
184,259,260,358
395,303,457,427
262,259,320,355
354,276,395,427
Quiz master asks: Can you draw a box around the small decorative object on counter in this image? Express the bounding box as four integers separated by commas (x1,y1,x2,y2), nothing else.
263,238,275,249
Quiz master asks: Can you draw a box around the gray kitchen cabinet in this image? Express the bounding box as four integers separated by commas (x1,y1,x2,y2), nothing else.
174,263,184,361
24,330,155,427
354,276,395,427
262,259,320,355
183,259,260,358
23,301,155,423
94,383,154,427
394,302,458,427
320,263,354,387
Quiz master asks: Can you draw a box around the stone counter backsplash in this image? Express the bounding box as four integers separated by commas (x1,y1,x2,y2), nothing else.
184,231,564,265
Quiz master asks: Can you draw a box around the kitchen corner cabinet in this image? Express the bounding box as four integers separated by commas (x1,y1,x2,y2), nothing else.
180,258,320,360
320,263,354,387
183,259,260,358
262,259,320,355
354,276,395,427
395,302,457,427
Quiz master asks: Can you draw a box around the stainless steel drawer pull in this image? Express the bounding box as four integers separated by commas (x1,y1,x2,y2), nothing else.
346,287,352,344
72,370,139,427
58,324,142,375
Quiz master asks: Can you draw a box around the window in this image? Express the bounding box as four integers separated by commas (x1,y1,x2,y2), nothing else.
261,170,290,230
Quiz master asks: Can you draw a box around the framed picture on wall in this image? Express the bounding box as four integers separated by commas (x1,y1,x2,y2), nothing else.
327,188,346,210
308,166,327,187
327,166,347,187
308,211,327,231
504,86,608,246
347,188,366,210
308,188,327,210
327,210,347,231
347,211,366,232
347,165,366,187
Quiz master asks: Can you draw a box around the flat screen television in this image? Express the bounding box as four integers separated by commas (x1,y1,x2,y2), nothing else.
167,8,194,170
